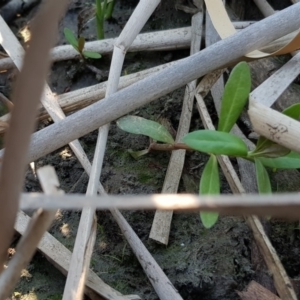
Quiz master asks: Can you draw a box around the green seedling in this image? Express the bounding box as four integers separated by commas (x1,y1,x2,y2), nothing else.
117,61,300,229
95,0,115,39
64,28,101,60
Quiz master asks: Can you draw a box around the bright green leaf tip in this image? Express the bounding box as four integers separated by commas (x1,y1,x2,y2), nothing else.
200,212,219,229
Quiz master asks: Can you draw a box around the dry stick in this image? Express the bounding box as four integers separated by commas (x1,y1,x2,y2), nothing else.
149,10,203,245
0,166,61,299
250,0,300,107
16,192,300,218
50,61,177,118
248,103,300,154
14,211,137,300
237,281,281,300
78,0,183,299
0,13,139,300
247,0,300,157
0,60,178,125
250,51,300,106
0,28,293,129
62,147,100,298
254,0,300,56
0,30,295,127
0,26,191,71
1,4,300,163
0,0,68,273
0,22,253,71
252,0,275,16
0,17,106,196
205,14,297,300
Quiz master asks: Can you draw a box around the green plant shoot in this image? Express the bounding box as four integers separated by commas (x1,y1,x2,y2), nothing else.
64,28,101,59
95,0,115,39
115,61,300,229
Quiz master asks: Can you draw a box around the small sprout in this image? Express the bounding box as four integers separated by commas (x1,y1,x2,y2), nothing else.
63,28,101,60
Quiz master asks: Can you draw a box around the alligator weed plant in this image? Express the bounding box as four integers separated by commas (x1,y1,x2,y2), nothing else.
63,0,116,59
117,62,300,229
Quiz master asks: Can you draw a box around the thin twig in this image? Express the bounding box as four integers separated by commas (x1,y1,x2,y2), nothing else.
252,0,275,16
0,22,255,71
149,10,203,245
14,211,137,300
0,0,68,273
15,192,300,219
0,166,61,299
0,60,179,126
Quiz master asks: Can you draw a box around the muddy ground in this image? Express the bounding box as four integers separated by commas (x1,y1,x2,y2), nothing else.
1,0,300,299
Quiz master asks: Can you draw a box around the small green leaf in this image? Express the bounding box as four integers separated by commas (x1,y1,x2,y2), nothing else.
255,144,290,158
218,62,251,133
78,36,85,53
255,136,273,152
250,137,290,158
64,28,78,50
183,130,248,157
282,103,300,120
117,116,175,144
83,51,102,59
200,155,220,228
255,158,272,194
259,151,300,169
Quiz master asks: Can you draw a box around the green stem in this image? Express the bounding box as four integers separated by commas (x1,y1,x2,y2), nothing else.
149,142,193,152
101,0,108,21
95,0,105,39
105,0,115,19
